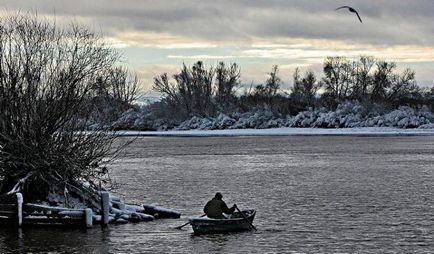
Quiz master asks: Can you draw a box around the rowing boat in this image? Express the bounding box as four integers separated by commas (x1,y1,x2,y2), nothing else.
189,209,256,234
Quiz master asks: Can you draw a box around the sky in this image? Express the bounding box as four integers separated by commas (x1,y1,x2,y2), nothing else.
2,0,434,95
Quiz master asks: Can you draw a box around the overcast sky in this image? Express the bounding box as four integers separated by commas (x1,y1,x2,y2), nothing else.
2,0,434,91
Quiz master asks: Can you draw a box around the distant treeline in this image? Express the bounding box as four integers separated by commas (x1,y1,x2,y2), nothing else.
150,57,433,123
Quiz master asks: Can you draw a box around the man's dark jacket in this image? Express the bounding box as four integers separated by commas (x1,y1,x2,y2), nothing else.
204,197,235,219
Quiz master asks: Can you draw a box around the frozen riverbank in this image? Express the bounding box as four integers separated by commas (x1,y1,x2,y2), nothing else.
111,103,434,132
117,127,434,137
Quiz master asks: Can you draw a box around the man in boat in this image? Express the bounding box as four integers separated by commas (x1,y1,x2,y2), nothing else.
204,192,236,219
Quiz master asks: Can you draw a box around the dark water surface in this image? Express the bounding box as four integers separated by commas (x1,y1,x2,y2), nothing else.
1,136,434,253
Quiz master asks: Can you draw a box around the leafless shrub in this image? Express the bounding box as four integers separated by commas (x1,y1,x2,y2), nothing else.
154,61,240,118
323,56,419,107
291,68,321,109
0,14,127,205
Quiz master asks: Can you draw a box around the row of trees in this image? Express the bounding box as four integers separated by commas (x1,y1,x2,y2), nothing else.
321,56,419,106
153,61,240,120
153,57,431,120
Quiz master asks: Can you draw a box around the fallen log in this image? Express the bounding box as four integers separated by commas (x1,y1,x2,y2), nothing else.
110,207,154,222
142,204,181,219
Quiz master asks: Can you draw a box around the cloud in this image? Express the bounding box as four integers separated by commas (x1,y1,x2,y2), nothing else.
241,44,434,63
106,31,218,49
2,1,434,87
167,55,236,59
3,0,434,46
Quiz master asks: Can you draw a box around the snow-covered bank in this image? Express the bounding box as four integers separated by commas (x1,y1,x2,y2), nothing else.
117,127,434,137
111,102,434,132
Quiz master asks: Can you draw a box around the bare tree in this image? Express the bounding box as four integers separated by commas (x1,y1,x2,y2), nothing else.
0,14,124,205
189,61,215,115
371,61,396,102
90,67,139,124
265,65,281,97
107,67,138,105
323,57,352,100
386,68,418,104
215,62,240,109
153,73,180,106
351,56,375,100
322,56,420,106
154,61,216,117
291,68,320,108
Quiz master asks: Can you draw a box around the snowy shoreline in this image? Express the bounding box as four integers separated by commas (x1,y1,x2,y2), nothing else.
117,127,434,137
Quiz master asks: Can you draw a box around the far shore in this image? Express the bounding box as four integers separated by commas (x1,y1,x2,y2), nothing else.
116,127,434,137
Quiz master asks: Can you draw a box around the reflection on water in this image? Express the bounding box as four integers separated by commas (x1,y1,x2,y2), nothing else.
1,136,434,253
0,227,111,253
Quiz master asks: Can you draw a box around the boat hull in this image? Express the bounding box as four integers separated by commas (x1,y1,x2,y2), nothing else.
189,209,256,235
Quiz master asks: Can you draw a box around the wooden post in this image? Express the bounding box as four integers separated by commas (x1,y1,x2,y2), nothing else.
100,191,110,226
15,193,23,227
84,208,93,228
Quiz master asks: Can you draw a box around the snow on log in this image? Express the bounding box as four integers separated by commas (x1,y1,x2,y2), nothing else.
111,201,145,213
114,218,128,224
142,204,181,218
108,194,123,203
24,204,85,213
109,206,154,222
5,191,175,227
124,204,146,213
93,215,102,223
58,211,85,218
110,207,131,215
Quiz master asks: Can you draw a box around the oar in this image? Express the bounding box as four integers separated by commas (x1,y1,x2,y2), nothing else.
175,214,206,229
235,205,257,231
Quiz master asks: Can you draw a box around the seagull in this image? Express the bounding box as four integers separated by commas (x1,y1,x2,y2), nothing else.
335,6,363,23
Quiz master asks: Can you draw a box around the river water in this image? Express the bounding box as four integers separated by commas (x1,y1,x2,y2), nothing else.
1,136,434,253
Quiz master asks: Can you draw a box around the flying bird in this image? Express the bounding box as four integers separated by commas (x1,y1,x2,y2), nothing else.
335,6,363,23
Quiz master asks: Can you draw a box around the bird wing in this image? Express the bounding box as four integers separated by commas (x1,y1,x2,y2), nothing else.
354,11,363,23
335,6,351,11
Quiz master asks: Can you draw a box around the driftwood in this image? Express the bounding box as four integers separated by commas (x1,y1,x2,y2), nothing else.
0,191,182,228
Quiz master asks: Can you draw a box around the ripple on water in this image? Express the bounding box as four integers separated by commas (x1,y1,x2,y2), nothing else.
2,136,434,253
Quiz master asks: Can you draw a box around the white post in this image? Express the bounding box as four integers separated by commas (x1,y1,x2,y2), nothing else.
85,208,93,228
100,191,110,226
16,193,23,227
